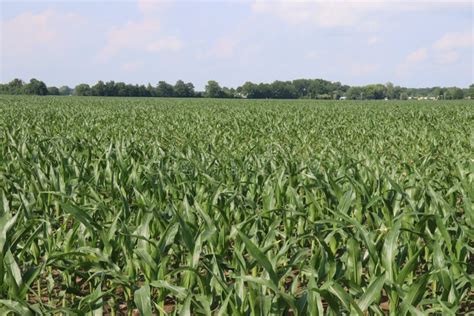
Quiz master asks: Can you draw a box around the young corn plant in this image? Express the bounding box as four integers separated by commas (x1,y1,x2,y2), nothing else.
0,96,472,314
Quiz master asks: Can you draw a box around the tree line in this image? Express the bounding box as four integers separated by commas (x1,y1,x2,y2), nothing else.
1,78,472,100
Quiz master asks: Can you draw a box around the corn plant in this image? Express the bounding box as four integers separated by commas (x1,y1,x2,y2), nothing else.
0,96,472,315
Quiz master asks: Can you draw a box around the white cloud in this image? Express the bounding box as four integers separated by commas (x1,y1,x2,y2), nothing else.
147,36,183,52
406,48,428,63
433,31,473,50
351,63,378,75
396,30,471,76
98,19,161,60
137,0,173,15
121,61,144,72
97,1,181,61
436,50,460,64
430,31,472,65
368,36,379,45
251,0,472,28
305,51,319,59
209,38,238,58
251,0,383,28
396,47,428,77
1,9,86,58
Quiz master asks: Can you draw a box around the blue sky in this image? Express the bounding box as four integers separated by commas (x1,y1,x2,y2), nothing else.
1,0,473,90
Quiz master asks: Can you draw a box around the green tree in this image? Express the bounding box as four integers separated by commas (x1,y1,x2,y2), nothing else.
448,87,464,100
363,84,386,99
74,84,91,96
92,81,106,96
48,86,60,95
385,82,394,99
7,79,25,94
346,86,363,100
59,86,72,96
467,84,474,99
174,80,194,97
240,81,262,98
292,79,311,98
205,80,224,98
146,83,156,97
24,79,48,95
104,81,117,96
270,81,297,99
156,81,174,97
115,82,128,97
431,87,442,99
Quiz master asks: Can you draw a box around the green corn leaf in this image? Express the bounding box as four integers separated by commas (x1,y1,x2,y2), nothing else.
0,300,33,316
134,284,152,316
382,221,401,283
357,274,386,311
237,230,279,287
400,273,430,315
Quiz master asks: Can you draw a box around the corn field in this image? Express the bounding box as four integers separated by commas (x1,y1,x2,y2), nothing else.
0,96,472,315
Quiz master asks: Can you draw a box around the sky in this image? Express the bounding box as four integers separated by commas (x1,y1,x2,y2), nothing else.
1,0,473,90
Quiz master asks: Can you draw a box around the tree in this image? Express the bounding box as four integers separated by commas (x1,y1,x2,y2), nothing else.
1,77,470,100
240,81,260,98
205,80,224,98
468,84,474,99
6,79,25,94
135,84,148,97
92,81,106,96
115,82,128,97
186,82,195,97
174,80,194,97
308,79,332,98
392,86,403,100
447,87,464,100
222,87,238,98
128,84,139,97
270,81,297,99
346,86,363,100
363,84,386,99
24,79,48,95
59,86,72,96
48,86,60,95
292,79,311,98
104,81,117,96
1,79,20,94
239,81,274,98
156,81,174,97
431,87,442,99
74,84,91,96
385,82,394,99
146,83,156,97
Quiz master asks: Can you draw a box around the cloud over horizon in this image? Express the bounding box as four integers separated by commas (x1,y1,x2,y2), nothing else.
1,0,472,89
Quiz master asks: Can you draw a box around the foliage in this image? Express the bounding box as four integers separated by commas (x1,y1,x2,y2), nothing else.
469,84,474,99
2,78,471,99
58,86,73,96
446,87,464,100
173,80,195,98
0,96,472,314
47,87,60,96
205,80,225,98
23,79,48,96
0,79,49,96
156,81,175,97
74,84,92,96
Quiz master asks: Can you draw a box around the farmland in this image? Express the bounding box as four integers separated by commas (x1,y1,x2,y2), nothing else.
0,96,472,315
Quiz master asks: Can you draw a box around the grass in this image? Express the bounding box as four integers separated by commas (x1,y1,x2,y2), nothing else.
0,96,473,315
